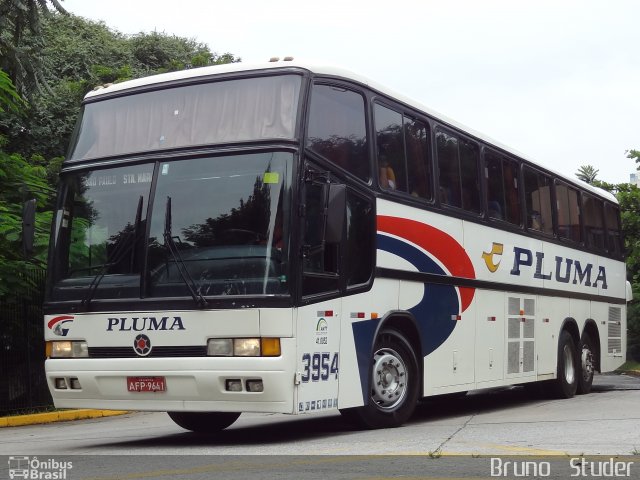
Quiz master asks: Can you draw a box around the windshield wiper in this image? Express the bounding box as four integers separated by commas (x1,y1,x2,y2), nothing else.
80,195,144,311
163,196,208,308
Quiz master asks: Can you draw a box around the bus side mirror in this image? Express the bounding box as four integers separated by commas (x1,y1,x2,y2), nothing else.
22,198,37,256
325,183,346,244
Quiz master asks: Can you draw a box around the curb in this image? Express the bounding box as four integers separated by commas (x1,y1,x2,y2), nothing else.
0,409,130,428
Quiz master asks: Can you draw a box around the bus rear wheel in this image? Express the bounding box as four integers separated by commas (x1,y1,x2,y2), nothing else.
550,330,579,399
347,328,419,429
168,411,241,433
577,333,595,394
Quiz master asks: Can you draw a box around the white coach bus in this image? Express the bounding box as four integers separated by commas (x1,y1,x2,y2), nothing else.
41,59,630,431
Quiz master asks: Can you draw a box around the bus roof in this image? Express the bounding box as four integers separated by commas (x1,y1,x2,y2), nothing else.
84,59,617,204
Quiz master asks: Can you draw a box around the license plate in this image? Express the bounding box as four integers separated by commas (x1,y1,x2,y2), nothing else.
127,376,166,392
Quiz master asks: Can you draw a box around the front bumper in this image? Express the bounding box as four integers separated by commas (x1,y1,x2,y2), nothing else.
45,338,296,414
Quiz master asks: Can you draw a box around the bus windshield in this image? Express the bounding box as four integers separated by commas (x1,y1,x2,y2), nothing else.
49,152,292,303
147,152,291,298
68,74,302,161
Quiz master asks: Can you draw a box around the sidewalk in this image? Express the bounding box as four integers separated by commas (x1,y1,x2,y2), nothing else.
0,409,129,428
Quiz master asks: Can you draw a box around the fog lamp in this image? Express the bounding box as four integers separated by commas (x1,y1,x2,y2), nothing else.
225,379,243,392
246,379,264,392
54,378,67,389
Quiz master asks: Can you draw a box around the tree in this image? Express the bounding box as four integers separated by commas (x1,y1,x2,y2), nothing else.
616,149,640,361
575,165,599,184
0,0,68,96
627,149,640,169
0,70,55,297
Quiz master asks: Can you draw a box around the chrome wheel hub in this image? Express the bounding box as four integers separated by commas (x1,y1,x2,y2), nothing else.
581,346,594,382
371,348,407,410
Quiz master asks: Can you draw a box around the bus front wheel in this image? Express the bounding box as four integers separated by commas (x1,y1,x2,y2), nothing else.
168,411,241,433
346,328,419,429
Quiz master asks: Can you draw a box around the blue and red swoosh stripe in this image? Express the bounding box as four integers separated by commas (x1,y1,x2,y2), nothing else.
351,216,477,403
377,215,476,312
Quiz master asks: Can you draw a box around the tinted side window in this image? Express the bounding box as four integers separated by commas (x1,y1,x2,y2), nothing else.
375,104,432,199
460,141,481,212
523,167,553,235
485,151,520,225
375,104,406,191
307,84,369,181
555,182,581,242
604,203,622,256
345,190,374,287
436,130,480,212
436,131,460,207
582,193,605,251
405,118,431,199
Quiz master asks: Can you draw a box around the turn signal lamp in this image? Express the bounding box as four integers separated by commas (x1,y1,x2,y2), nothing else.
261,338,281,356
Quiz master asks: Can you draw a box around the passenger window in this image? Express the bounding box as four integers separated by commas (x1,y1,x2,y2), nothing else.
460,142,481,212
555,182,581,242
523,167,553,235
604,203,622,256
582,193,606,250
307,84,369,181
375,104,406,191
375,103,432,199
405,118,431,199
485,152,520,225
436,130,480,212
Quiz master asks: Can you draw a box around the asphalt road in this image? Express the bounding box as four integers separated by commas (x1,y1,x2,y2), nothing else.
0,374,638,479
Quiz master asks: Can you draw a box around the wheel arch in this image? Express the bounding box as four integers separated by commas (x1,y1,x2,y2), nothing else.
560,317,580,346
582,319,601,373
374,311,424,393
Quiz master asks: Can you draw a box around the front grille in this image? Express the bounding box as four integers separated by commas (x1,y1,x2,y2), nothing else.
88,346,207,358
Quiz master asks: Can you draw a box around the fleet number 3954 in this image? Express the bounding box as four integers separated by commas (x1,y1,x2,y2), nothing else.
301,352,339,382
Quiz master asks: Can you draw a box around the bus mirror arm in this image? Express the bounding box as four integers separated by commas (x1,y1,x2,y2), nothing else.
325,183,346,244
22,199,37,257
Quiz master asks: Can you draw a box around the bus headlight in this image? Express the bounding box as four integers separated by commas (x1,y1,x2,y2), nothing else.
49,341,89,358
233,338,260,356
207,338,233,356
207,338,280,357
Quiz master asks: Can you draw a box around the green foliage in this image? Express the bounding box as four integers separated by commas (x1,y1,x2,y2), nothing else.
618,181,640,360
627,149,640,167
0,136,55,297
576,164,599,184
0,0,68,96
0,68,25,112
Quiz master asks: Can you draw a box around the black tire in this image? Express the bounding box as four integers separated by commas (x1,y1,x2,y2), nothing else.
167,411,240,433
550,330,579,399
577,332,595,395
346,328,420,429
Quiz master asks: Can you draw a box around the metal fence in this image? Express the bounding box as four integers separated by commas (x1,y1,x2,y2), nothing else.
0,269,52,415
